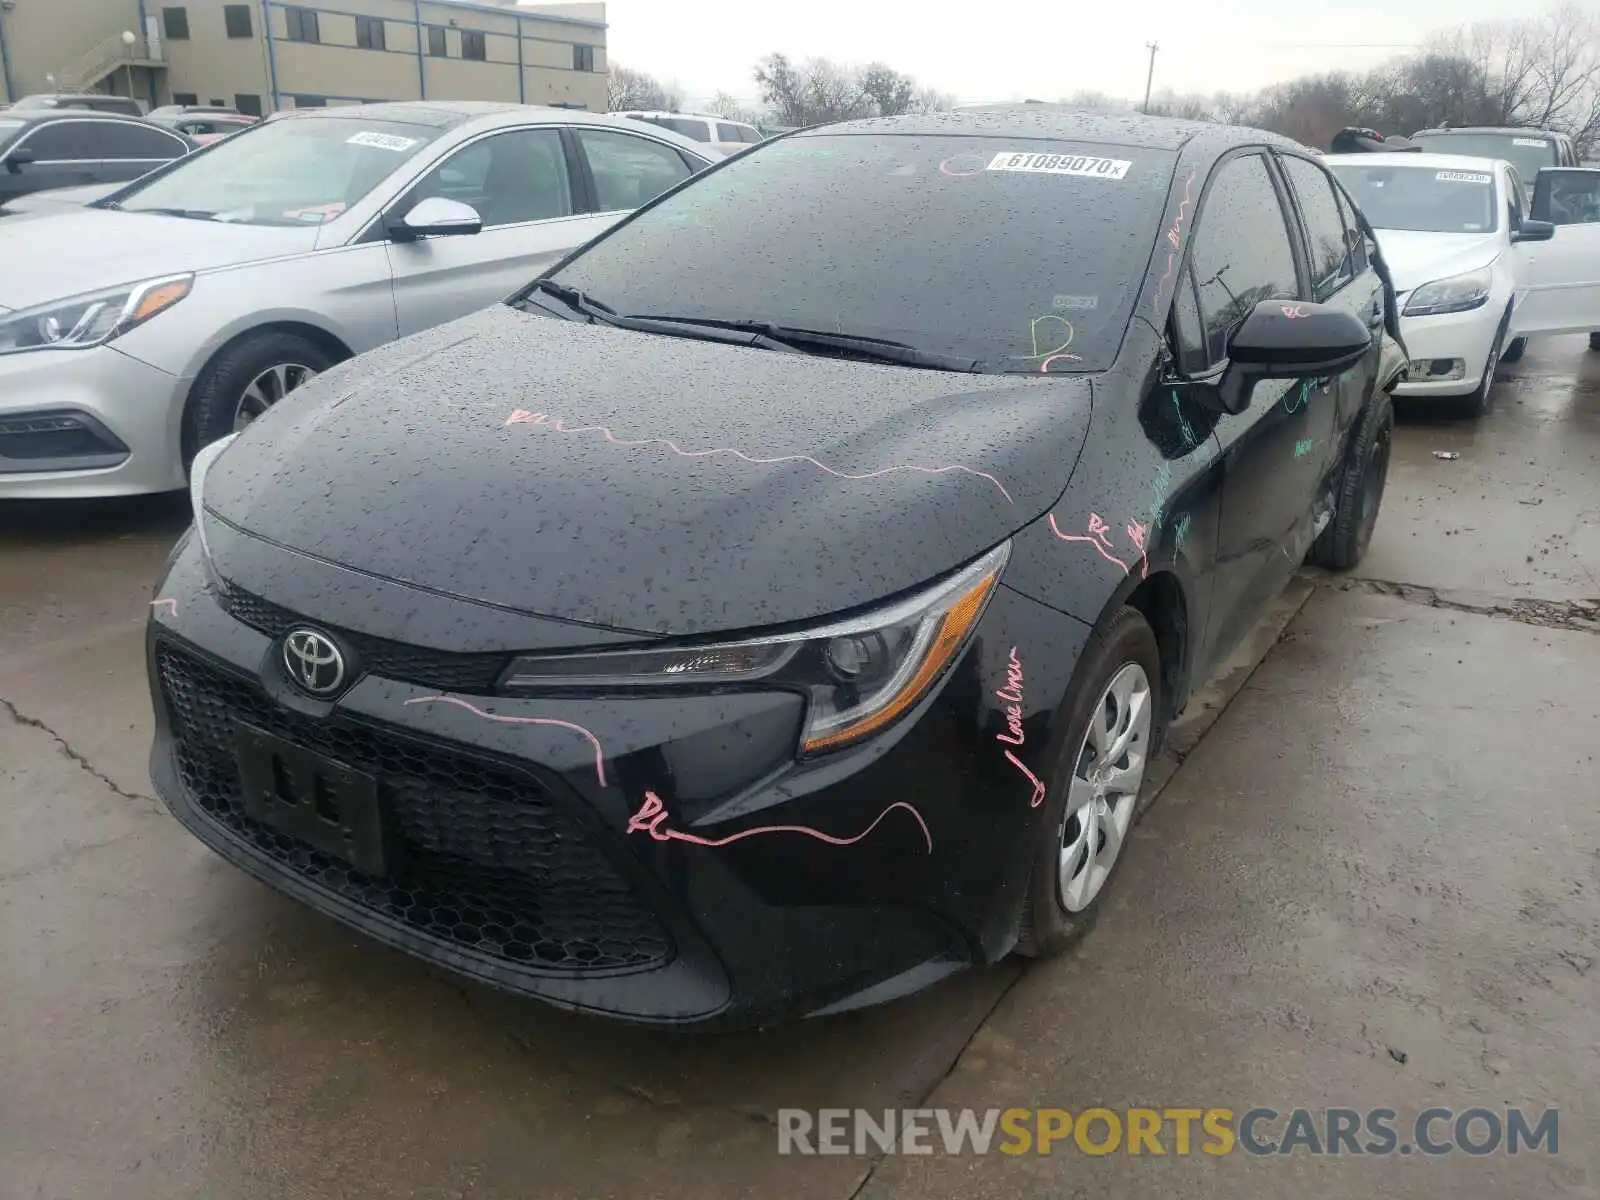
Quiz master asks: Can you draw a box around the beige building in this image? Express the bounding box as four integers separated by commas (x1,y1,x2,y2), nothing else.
0,0,607,114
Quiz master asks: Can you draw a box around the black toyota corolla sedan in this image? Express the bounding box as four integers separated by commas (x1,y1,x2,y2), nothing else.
148,107,1404,1028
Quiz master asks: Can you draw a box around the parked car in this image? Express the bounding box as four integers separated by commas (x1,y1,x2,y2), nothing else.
148,108,1402,1028
0,101,717,499
9,92,145,117
1332,150,1600,407
148,109,260,145
0,111,194,207
0,181,122,219
1407,126,1580,186
1329,127,1421,154
617,110,761,156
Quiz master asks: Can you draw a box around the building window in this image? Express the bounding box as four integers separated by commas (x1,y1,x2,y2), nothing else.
223,5,252,38
234,93,262,116
427,26,448,57
284,7,320,43
356,16,386,51
173,91,199,106
572,44,596,72
461,29,486,61
292,94,327,108
162,7,190,39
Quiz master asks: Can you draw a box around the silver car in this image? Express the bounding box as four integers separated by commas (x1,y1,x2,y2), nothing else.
0,101,716,499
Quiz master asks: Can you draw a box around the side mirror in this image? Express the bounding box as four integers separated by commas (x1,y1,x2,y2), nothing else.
1206,299,1372,415
388,196,482,242
1512,219,1555,243
3,147,35,172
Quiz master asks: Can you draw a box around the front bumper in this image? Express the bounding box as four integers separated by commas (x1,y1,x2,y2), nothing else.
1390,300,1500,398
146,533,1085,1027
0,344,188,498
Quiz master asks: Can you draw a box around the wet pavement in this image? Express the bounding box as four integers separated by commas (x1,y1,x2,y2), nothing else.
3,338,1597,1198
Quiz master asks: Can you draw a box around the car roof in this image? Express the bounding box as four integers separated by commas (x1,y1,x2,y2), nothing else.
272,101,708,136
623,110,744,123
1412,127,1560,139
0,109,161,126
1326,151,1505,172
804,105,1302,153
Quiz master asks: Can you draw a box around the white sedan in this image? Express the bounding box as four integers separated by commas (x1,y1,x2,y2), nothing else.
1327,151,1587,415
0,102,716,499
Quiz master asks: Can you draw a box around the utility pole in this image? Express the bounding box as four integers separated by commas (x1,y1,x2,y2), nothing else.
1142,41,1160,113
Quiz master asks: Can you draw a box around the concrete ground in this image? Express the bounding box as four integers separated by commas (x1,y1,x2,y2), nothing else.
2,338,1597,1199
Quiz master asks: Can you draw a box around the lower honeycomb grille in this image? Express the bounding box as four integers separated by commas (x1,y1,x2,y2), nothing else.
156,641,672,975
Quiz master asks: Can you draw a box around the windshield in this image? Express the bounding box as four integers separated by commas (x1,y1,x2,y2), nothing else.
1409,132,1556,186
113,116,443,225
1330,164,1497,234
543,133,1175,372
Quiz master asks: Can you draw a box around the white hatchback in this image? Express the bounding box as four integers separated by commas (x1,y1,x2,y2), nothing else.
1329,151,1600,414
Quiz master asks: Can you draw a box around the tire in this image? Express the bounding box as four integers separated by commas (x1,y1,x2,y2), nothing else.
1016,606,1163,959
185,331,336,464
1500,336,1526,363
1309,389,1393,571
1457,324,1504,418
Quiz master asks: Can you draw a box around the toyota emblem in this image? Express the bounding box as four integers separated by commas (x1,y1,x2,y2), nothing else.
282,629,347,696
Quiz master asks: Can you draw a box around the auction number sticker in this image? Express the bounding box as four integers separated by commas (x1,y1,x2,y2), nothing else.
348,131,419,152
986,152,1132,180
1435,170,1492,184
1513,137,1548,147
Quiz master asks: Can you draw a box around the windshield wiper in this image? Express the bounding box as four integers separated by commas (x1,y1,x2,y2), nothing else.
524,278,625,326
622,316,982,373
520,283,801,352
128,206,218,221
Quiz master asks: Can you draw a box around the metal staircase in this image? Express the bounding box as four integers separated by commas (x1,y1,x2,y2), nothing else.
56,30,164,94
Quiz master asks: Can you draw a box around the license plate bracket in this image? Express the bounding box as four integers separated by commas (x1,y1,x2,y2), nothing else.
235,721,390,878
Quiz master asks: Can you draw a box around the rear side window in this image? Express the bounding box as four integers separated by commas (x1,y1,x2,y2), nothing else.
17,121,99,160
1187,153,1299,365
1280,154,1355,300
577,128,692,211
716,123,742,142
100,123,188,160
1330,181,1369,274
657,117,710,142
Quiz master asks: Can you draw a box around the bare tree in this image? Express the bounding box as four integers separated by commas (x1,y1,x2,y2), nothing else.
754,53,953,124
911,86,955,114
859,63,917,116
1058,89,1130,111
607,65,682,113
704,92,765,125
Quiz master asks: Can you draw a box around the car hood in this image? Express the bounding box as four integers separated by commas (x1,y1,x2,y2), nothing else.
204,307,1093,637
0,209,318,309
0,182,121,214
1372,229,1501,295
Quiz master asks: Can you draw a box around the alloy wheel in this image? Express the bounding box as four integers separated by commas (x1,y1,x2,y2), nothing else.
234,362,317,432
1058,662,1152,913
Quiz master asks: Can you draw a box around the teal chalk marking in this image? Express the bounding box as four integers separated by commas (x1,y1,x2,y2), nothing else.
1170,390,1199,450
1284,379,1311,415
1173,512,1192,551
1294,438,1316,458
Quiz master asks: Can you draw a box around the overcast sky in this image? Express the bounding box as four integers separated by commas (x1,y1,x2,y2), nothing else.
596,0,1543,107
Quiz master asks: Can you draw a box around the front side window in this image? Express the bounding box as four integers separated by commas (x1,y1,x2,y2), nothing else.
1280,154,1355,301
113,116,442,225
1330,180,1369,273
1542,171,1600,225
716,123,743,142
1330,163,1497,234
656,117,710,142
19,121,99,161
577,128,691,211
1188,154,1300,366
407,128,573,227
545,134,1176,372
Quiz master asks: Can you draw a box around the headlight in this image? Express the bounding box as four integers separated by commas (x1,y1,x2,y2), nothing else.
502,541,1011,756
188,432,238,564
0,274,193,355
1402,266,1492,317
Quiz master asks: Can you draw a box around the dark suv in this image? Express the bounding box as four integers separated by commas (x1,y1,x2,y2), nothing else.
0,111,194,207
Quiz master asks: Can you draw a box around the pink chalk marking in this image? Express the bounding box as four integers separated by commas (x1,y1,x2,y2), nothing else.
1038,353,1084,374
1028,314,1075,359
1005,749,1047,808
1151,165,1199,316
1280,304,1310,319
404,694,609,787
627,790,933,854
938,153,988,177
1047,512,1131,575
149,598,178,617
504,410,1014,504
1125,519,1150,580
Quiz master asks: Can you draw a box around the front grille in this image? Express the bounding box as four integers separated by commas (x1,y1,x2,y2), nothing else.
156,642,672,974
216,581,508,692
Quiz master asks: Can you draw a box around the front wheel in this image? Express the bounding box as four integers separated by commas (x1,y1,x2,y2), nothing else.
1500,336,1527,363
185,331,336,464
1016,607,1163,959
